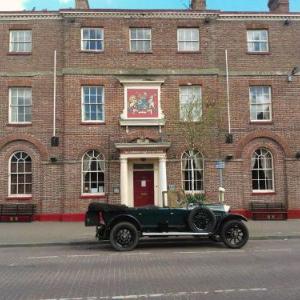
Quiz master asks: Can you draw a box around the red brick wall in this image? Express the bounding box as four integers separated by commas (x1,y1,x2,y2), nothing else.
0,11,300,217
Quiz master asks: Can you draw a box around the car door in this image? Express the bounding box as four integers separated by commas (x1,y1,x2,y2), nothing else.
136,207,171,231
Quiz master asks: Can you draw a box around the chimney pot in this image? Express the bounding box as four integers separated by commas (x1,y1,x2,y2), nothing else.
75,0,89,9
190,0,206,10
268,0,289,13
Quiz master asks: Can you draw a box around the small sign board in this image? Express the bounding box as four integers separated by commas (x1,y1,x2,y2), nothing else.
215,160,225,169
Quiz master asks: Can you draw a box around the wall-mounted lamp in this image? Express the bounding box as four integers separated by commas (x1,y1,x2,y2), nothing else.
225,133,233,144
295,152,300,160
225,154,234,161
50,157,58,163
284,19,290,26
287,66,300,82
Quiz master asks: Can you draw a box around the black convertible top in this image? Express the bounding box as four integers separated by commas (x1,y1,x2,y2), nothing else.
88,202,129,212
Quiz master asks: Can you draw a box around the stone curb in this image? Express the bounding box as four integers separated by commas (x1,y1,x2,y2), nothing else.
0,235,300,248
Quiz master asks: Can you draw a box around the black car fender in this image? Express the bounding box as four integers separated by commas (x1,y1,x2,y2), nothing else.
107,214,142,232
215,214,248,232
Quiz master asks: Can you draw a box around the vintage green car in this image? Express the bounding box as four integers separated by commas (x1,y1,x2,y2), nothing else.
85,202,249,251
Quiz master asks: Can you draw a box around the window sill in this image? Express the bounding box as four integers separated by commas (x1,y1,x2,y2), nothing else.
128,51,153,54
7,52,32,56
177,51,201,54
252,192,276,196
246,52,270,55
7,123,32,127
81,194,106,199
80,122,105,125
250,121,273,125
80,50,104,54
6,196,32,201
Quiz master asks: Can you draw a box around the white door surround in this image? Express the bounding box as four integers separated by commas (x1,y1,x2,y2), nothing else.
119,153,167,207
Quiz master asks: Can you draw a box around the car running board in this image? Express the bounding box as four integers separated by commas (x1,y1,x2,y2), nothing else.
142,232,210,237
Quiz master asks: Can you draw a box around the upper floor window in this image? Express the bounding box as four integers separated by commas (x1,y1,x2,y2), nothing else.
182,150,204,193
9,30,32,53
249,86,272,122
130,28,151,52
9,87,32,124
247,30,269,53
82,150,105,194
252,148,274,192
82,86,104,122
9,152,32,196
81,28,104,52
177,28,199,52
179,86,202,122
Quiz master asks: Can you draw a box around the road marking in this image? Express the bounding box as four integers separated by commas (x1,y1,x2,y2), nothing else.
27,256,59,260
175,250,245,254
254,248,291,253
67,254,102,258
40,287,267,300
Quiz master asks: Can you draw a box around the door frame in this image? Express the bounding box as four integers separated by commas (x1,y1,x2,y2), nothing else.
133,169,155,207
128,160,159,207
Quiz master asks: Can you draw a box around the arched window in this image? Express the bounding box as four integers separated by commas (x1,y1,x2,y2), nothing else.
251,148,274,191
181,150,204,193
82,150,105,194
9,152,32,195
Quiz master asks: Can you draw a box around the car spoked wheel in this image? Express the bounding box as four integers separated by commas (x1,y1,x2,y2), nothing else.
188,207,216,233
110,222,139,251
221,220,249,249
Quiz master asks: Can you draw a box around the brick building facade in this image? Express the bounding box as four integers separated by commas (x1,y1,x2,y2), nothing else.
0,0,300,220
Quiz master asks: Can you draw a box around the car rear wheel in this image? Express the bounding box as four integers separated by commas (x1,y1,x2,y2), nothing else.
188,207,217,233
221,220,249,249
110,222,139,251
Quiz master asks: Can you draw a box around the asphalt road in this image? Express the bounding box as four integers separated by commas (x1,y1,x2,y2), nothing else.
1,239,300,300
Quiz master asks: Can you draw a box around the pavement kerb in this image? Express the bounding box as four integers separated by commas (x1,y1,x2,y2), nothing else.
1,235,300,248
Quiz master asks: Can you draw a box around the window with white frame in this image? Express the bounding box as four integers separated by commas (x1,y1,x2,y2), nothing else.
247,30,269,53
82,150,105,194
9,152,32,196
252,148,274,192
9,87,32,123
81,28,104,51
182,150,204,193
177,28,199,52
130,28,151,52
82,86,104,122
249,86,272,121
179,86,202,122
9,30,32,53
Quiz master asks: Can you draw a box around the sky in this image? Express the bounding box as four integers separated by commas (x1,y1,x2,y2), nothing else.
0,0,299,12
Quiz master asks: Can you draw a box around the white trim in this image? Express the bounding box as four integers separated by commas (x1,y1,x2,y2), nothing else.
247,30,269,53
249,86,272,122
120,84,165,126
129,27,152,53
81,150,105,195
9,87,32,124
81,27,104,52
8,151,32,197
251,148,275,193
81,86,105,123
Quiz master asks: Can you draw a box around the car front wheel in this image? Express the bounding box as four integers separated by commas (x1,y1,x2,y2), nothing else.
110,222,139,251
221,220,249,249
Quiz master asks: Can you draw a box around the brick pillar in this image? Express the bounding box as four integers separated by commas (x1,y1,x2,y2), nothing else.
268,0,289,13
75,0,89,9
190,0,206,10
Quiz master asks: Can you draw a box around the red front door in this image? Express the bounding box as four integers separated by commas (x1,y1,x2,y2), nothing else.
134,171,154,207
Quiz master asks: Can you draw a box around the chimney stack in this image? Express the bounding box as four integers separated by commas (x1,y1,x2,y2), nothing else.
190,0,206,10
268,0,289,13
75,0,89,9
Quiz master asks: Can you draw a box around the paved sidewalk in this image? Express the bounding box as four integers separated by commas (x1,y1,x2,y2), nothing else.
0,220,299,247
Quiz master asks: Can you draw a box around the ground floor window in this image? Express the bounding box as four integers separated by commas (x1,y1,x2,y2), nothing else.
181,150,204,193
251,148,274,191
9,151,32,195
82,150,105,194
